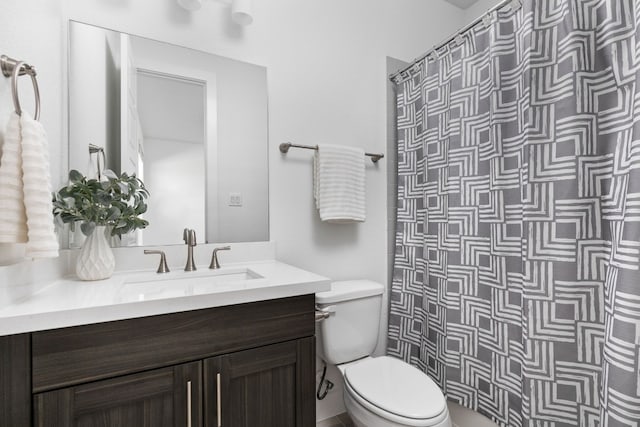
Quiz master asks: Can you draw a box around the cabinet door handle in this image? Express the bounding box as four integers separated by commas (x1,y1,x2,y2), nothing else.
187,380,192,427
216,372,222,427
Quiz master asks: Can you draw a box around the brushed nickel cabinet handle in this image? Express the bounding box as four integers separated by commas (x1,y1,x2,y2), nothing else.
216,373,222,426
187,380,192,427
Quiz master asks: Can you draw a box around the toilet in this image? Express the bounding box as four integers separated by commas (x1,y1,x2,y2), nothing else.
316,280,451,427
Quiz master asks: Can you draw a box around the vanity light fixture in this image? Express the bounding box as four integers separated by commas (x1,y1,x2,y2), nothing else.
176,0,254,26
231,0,253,25
177,0,203,11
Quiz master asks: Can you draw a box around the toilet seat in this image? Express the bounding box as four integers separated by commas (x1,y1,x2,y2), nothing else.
343,356,448,426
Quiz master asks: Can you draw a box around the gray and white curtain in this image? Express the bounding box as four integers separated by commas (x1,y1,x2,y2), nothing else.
388,1,640,426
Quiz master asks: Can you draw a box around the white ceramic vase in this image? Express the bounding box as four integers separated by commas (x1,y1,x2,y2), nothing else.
76,225,116,281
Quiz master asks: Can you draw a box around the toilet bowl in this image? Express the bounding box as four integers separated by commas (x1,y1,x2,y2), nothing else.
316,281,451,427
339,356,450,427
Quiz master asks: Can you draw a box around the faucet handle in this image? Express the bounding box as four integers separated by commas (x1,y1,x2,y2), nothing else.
144,250,170,274
183,228,197,246
209,246,231,269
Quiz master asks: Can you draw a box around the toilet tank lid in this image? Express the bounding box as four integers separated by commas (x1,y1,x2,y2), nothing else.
316,280,384,304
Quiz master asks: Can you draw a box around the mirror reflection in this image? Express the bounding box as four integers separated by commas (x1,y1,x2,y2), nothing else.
68,21,269,247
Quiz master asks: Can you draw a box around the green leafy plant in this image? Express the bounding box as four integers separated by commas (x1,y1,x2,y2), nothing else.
52,169,150,238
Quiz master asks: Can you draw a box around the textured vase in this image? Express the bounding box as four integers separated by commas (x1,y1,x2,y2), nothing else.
76,226,115,281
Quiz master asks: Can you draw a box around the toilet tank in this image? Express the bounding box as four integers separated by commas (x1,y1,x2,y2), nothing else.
316,280,384,365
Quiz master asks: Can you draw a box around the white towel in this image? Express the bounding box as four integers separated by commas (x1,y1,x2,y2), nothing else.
21,112,59,258
0,113,28,243
0,112,58,258
313,144,366,223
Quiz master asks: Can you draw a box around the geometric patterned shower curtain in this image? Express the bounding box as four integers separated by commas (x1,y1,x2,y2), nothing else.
387,1,640,425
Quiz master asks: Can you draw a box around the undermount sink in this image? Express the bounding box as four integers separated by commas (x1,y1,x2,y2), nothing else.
125,267,263,285
119,267,266,303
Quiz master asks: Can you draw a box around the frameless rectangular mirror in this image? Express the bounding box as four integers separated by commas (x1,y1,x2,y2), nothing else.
67,21,269,247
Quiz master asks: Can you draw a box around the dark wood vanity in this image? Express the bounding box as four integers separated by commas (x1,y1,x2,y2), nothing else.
1,294,316,426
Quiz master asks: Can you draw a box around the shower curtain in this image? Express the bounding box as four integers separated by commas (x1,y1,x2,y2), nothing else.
388,1,640,426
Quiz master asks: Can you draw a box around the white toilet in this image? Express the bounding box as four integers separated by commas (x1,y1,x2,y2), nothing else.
316,280,451,427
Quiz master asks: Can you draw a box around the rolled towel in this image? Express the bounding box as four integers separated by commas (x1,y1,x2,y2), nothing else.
20,112,59,258
0,113,28,243
314,144,366,223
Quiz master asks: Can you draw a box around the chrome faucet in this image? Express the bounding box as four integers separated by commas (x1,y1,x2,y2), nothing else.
183,228,197,271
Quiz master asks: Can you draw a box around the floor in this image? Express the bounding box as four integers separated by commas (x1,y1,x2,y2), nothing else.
316,413,354,427
316,403,499,427
448,402,499,427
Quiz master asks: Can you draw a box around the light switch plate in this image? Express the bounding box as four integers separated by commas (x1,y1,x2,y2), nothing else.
228,192,243,207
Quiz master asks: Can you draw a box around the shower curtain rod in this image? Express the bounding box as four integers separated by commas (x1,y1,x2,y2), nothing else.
389,0,520,83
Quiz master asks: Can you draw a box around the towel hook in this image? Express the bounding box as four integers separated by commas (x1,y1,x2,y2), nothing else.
1,55,41,121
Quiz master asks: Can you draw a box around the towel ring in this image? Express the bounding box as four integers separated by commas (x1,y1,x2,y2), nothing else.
89,144,106,180
1,55,41,121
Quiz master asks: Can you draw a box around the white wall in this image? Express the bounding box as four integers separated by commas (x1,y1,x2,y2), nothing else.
0,0,469,419
464,0,504,23
144,138,206,246
136,72,205,145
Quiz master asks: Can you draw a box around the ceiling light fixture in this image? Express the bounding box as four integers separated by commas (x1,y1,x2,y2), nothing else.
177,0,253,26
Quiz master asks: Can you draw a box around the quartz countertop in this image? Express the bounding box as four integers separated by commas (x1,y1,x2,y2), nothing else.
0,260,330,336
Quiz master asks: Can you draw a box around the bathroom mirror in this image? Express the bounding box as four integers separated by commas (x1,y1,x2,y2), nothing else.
67,21,269,247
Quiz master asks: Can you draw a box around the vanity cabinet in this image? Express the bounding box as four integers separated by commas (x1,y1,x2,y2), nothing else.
1,294,316,427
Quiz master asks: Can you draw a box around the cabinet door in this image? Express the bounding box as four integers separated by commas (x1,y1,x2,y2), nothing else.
204,337,315,427
34,361,202,427
0,334,31,426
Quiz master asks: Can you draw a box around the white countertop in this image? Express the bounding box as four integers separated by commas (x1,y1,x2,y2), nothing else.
0,260,330,336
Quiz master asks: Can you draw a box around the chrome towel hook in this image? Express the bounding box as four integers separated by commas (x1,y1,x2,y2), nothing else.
1,54,41,121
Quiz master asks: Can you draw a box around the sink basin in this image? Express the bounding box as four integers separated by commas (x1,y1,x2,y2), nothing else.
125,267,263,285
119,267,266,303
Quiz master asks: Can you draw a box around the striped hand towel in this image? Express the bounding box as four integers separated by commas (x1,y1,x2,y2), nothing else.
313,144,366,223
20,112,59,258
0,113,28,243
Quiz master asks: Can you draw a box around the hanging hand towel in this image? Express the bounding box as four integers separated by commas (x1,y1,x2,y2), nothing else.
0,113,28,243
20,112,59,258
314,144,366,223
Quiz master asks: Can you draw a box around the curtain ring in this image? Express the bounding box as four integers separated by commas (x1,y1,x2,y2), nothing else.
10,60,41,121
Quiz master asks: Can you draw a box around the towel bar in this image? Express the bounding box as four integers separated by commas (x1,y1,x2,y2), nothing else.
279,142,384,163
